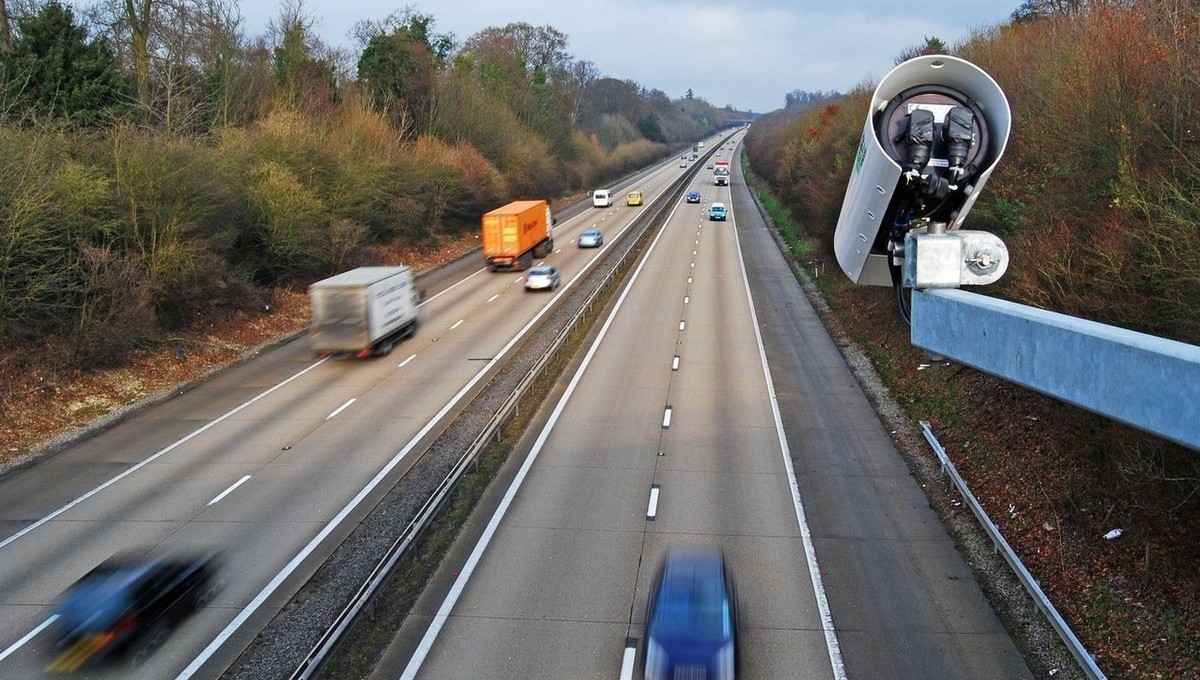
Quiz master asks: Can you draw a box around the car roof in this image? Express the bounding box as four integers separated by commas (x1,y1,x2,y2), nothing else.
528,265,554,274
711,202,725,208
649,546,732,642
582,229,601,235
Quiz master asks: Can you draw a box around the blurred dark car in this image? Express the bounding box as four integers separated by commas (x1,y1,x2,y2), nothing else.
49,551,223,670
643,545,739,680
686,191,702,204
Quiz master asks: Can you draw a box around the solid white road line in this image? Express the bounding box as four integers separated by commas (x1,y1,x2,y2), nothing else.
0,358,329,552
208,475,252,506
731,202,848,679
326,398,356,421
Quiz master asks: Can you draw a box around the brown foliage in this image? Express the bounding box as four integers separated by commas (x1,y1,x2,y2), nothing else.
747,3,1200,677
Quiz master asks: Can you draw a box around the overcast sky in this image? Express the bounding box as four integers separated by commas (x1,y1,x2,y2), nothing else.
238,0,1018,114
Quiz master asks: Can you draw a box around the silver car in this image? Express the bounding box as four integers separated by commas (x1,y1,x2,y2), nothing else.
523,265,560,291
578,229,603,248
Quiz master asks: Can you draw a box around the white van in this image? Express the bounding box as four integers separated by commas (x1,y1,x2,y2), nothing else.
592,189,612,208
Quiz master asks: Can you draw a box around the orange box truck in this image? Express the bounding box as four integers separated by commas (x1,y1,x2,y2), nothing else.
482,200,555,271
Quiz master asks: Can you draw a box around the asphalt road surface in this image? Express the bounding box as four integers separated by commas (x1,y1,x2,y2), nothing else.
375,133,1032,679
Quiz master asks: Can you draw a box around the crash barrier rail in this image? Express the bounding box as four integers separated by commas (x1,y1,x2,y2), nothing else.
919,421,1107,680
288,140,728,679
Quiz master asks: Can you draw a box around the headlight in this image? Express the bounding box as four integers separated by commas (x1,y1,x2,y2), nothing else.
716,640,735,680
644,639,666,680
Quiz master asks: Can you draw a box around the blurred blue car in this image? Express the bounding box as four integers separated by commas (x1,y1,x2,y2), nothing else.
686,191,701,204
643,545,739,680
50,551,223,670
578,229,603,248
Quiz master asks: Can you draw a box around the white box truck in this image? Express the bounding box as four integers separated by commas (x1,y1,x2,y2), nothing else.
309,266,420,357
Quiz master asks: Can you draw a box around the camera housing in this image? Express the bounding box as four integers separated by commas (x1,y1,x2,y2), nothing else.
834,55,1011,286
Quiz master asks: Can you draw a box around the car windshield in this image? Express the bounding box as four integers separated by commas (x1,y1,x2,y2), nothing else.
528,267,552,276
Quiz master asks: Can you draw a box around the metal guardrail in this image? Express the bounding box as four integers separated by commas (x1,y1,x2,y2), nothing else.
919,420,1107,680
288,148,709,680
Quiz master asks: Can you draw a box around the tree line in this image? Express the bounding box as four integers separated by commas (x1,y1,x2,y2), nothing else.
0,0,741,369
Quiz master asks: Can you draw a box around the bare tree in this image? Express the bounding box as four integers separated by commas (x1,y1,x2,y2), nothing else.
123,0,154,105
564,59,598,128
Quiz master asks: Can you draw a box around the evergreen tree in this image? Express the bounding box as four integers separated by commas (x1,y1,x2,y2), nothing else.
1,1,130,125
637,112,665,142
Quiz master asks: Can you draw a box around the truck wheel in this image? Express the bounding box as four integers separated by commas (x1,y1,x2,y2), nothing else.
519,252,533,270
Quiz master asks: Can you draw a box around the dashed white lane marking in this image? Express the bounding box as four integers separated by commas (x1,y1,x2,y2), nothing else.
0,357,329,552
679,321,686,331
672,356,680,371
0,615,57,663
647,485,661,520
208,475,252,506
486,294,499,304
326,398,356,420
619,645,637,680
399,354,416,368
684,296,690,305
662,407,673,428
450,319,464,330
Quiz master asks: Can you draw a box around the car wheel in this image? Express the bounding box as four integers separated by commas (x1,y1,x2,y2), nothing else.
127,620,172,668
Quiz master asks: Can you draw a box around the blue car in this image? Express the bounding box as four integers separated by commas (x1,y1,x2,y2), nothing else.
578,229,603,248
50,551,224,670
708,202,727,221
686,191,701,204
644,545,739,680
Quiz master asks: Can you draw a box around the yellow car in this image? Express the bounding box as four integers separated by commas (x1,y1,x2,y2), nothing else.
626,191,643,206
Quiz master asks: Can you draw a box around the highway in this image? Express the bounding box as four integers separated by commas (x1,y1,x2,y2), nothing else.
0,131,1034,680
0,141,699,679
375,133,1033,679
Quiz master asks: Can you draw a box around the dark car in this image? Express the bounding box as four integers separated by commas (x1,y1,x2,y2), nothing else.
49,551,223,670
686,191,702,204
643,545,739,680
